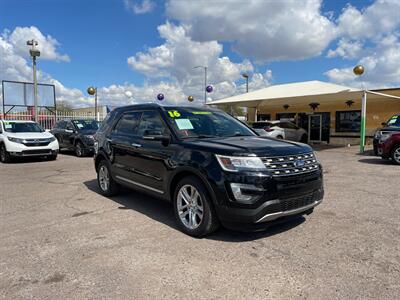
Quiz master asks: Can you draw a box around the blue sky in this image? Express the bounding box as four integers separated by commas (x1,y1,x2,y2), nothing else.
1,0,399,107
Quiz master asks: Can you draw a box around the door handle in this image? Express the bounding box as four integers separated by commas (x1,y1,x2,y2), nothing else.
131,143,142,148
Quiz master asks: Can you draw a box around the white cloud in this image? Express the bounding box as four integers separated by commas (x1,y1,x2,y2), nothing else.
123,0,155,14
127,22,271,104
6,26,70,61
327,38,364,59
337,0,400,40
0,27,89,109
325,34,400,88
166,0,337,61
325,0,400,88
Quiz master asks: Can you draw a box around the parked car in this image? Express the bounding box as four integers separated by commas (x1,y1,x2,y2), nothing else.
51,119,99,157
0,120,59,163
377,131,400,165
94,104,324,237
252,120,308,142
373,114,400,155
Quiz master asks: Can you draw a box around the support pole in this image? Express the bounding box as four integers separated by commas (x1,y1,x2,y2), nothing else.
204,67,207,105
95,88,98,121
33,56,38,122
360,90,367,153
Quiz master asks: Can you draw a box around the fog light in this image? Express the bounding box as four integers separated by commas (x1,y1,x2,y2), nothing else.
230,183,265,203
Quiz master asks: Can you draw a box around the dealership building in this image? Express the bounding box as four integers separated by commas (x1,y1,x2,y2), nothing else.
209,81,400,145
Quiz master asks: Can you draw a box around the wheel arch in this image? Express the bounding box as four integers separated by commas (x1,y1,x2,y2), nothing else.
168,168,217,206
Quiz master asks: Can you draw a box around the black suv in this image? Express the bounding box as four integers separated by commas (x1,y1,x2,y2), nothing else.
51,119,99,157
94,104,324,237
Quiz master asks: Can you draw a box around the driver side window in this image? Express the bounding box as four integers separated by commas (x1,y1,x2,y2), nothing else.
136,111,168,137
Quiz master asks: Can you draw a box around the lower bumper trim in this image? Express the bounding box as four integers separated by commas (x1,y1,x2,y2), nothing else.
255,199,322,223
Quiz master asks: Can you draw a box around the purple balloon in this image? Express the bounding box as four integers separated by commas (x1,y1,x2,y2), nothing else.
157,93,164,101
206,85,213,93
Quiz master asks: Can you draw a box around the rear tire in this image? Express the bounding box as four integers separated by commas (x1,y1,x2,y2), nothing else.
391,145,400,165
97,160,120,196
0,144,11,163
173,176,219,237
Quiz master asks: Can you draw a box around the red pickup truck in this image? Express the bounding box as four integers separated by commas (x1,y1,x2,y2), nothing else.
378,131,400,165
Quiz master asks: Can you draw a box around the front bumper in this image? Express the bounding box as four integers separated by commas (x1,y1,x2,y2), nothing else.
6,140,59,156
211,168,324,231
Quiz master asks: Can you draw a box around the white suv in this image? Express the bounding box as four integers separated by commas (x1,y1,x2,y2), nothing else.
0,120,59,163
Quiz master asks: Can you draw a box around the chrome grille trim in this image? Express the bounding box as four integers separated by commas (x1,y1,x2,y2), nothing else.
261,152,319,177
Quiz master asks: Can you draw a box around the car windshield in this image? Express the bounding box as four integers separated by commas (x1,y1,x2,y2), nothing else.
387,115,400,127
164,107,255,139
3,121,44,133
72,120,99,131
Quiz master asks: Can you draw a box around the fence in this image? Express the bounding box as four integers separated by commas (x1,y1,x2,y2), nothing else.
0,110,106,130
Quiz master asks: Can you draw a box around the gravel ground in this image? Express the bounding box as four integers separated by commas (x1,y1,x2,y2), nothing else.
0,146,399,299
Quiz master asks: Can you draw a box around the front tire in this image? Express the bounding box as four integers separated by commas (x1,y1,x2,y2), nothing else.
0,144,11,163
173,176,219,237
391,145,400,165
75,141,85,157
97,160,120,196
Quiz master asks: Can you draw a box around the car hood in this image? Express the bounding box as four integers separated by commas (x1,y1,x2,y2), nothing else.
183,136,312,156
78,129,97,136
380,126,400,132
6,132,54,139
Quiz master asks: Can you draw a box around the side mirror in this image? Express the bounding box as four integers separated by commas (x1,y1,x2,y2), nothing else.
381,122,387,126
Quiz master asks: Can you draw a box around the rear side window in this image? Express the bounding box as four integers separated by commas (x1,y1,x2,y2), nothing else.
56,121,66,129
113,112,142,136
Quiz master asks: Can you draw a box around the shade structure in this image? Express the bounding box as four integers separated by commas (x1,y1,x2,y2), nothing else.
207,80,364,108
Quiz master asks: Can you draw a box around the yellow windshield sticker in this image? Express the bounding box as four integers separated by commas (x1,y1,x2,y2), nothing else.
192,111,212,115
167,110,181,118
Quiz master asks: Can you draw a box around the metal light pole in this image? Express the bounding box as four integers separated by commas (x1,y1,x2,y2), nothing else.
194,66,207,104
27,39,40,122
242,73,249,93
87,86,98,120
353,65,366,154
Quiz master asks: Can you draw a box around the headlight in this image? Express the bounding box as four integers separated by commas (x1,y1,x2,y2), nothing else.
7,137,24,144
380,133,392,142
84,135,94,140
49,136,56,142
215,155,266,172
374,131,381,139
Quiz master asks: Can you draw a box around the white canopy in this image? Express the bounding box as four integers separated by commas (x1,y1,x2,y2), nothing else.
207,80,363,107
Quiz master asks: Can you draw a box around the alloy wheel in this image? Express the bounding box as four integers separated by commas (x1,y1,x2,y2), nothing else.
394,147,400,164
98,165,110,191
177,184,204,230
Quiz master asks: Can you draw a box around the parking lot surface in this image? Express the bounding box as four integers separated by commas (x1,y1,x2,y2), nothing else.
1,147,399,299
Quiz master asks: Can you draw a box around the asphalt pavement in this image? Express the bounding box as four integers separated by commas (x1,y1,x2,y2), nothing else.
0,146,399,299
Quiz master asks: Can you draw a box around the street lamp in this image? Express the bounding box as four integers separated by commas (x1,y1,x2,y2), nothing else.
87,86,98,120
194,66,207,104
27,39,40,122
242,73,249,93
353,64,366,153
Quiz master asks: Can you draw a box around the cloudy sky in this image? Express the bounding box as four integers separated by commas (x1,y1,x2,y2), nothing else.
1,0,399,108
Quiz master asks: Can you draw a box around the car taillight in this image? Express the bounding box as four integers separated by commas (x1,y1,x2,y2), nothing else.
264,127,274,132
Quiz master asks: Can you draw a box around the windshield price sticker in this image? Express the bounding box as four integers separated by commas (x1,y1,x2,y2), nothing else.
175,119,194,130
168,110,181,118
4,124,12,129
192,111,212,115
76,124,84,129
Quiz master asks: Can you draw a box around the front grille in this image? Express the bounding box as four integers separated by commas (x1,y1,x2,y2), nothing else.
23,139,51,147
261,152,319,177
22,150,52,156
279,193,315,212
